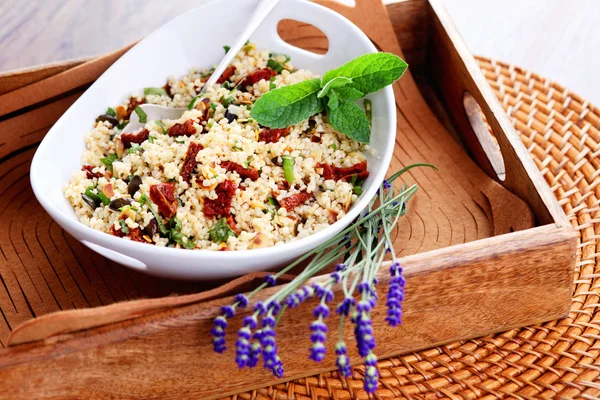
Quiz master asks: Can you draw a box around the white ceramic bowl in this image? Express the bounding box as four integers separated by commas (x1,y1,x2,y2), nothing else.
30,0,396,280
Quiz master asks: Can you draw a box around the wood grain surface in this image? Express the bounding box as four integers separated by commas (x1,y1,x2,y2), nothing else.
0,0,577,397
1,0,598,104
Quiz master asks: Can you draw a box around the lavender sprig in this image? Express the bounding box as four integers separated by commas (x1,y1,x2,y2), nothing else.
211,164,436,393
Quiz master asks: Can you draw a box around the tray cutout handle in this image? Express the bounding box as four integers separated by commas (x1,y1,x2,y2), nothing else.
463,92,506,181
277,19,329,55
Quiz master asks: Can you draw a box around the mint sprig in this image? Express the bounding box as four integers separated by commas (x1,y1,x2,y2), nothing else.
250,52,407,143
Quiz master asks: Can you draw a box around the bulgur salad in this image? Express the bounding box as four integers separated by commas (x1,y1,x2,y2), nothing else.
64,43,371,251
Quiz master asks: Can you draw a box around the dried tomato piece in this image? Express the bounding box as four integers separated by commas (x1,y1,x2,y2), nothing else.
109,225,146,243
168,119,197,137
316,162,335,180
221,161,259,181
238,68,277,87
124,97,145,120
316,161,369,182
278,191,313,212
150,182,178,218
162,83,172,97
277,180,290,191
181,142,204,182
217,66,237,84
203,179,237,218
258,127,290,143
121,128,150,149
334,161,369,182
82,165,103,179
226,214,241,235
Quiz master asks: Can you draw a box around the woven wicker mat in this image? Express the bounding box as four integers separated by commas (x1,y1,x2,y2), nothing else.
216,59,599,400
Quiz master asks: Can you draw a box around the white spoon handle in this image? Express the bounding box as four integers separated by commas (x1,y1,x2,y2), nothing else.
201,0,282,92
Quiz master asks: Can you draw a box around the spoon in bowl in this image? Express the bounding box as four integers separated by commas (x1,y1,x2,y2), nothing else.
122,0,281,134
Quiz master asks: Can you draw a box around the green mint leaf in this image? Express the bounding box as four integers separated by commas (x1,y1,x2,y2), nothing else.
134,106,147,123
334,86,364,102
209,218,237,243
223,45,230,54
144,87,168,97
317,76,352,98
251,78,324,128
322,52,407,96
327,100,371,143
327,90,339,110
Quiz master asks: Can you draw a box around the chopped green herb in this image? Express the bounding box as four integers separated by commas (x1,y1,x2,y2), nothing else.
106,107,116,117
85,186,110,206
176,139,186,144
127,144,142,154
168,216,196,249
270,52,291,63
353,185,363,195
188,95,201,110
117,121,128,130
209,217,238,243
223,45,231,54
222,82,231,90
268,197,279,207
364,98,372,123
100,153,118,171
148,136,155,144
147,204,168,235
118,220,130,234
243,156,254,169
134,106,147,123
242,41,253,52
331,143,338,151
177,197,185,207
144,87,168,97
221,96,235,108
210,102,217,111
201,67,215,78
155,120,167,134
282,155,294,184
269,76,276,91
267,59,284,74
139,194,149,206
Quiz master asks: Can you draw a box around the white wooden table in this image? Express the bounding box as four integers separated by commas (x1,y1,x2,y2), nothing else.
1,0,598,103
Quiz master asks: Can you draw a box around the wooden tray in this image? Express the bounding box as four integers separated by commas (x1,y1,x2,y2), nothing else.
0,0,576,398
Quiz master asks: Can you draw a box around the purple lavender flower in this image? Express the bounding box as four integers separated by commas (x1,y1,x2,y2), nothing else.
254,301,267,315
262,313,276,328
386,262,406,327
383,180,391,190
330,271,341,284
313,303,330,318
267,300,281,315
248,341,261,368
211,315,228,353
353,311,375,357
336,297,355,316
233,294,248,308
335,263,347,272
264,274,277,286
313,284,334,302
285,285,315,308
335,342,352,377
309,318,329,362
221,305,236,318
260,323,284,377
364,365,379,393
235,326,251,368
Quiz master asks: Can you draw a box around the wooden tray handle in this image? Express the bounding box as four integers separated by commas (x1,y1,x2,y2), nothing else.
426,0,568,228
8,272,294,346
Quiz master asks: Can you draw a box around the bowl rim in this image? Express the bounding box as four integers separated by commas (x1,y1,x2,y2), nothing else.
30,0,397,265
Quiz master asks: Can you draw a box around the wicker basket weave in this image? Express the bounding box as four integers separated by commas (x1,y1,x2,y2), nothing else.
218,58,599,400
